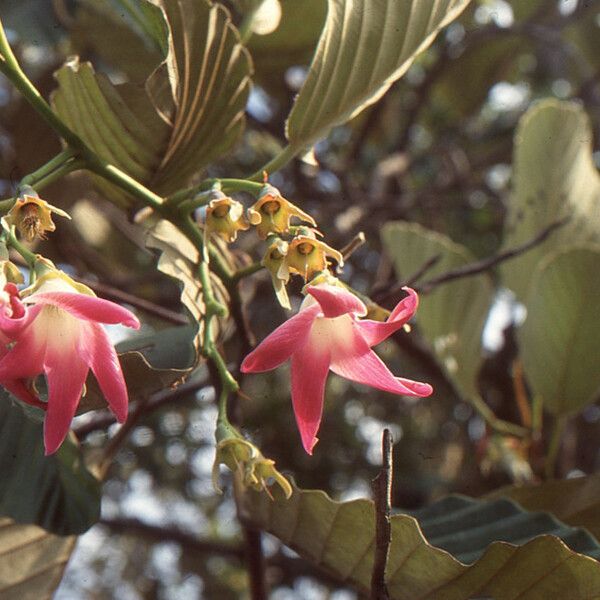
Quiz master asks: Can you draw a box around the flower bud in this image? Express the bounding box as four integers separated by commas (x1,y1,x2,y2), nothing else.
212,422,292,499
261,237,291,309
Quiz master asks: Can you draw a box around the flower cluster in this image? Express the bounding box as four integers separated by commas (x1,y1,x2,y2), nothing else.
0,262,139,454
200,183,343,309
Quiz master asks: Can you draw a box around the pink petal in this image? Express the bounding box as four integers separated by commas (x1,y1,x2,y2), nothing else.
26,292,140,328
306,285,367,318
290,339,331,454
355,287,418,347
330,328,432,397
43,344,90,455
0,303,42,339
2,379,47,410
241,303,321,373
0,326,45,380
88,323,129,422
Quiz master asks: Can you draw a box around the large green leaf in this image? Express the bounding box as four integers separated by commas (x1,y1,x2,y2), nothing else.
285,0,471,149
0,519,75,600
52,0,252,202
491,473,600,542
0,399,101,535
382,222,494,401
501,100,600,300
239,485,600,599
518,246,600,416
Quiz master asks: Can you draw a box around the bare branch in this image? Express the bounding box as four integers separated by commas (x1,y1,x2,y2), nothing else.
371,428,393,600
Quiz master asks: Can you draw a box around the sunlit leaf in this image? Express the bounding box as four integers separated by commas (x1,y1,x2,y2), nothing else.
518,246,600,416
145,219,231,356
239,485,600,599
285,0,471,149
501,100,600,299
0,519,75,600
0,399,100,535
382,221,493,401
52,0,253,202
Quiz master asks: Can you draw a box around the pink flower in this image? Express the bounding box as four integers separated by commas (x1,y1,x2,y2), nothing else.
241,284,432,454
0,272,140,454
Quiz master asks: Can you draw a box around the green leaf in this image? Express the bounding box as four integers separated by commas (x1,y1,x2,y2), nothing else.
146,219,231,356
382,222,494,401
239,485,600,599
518,246,600,416
52,0,252,201
490,473,600,542
71,0,168,82
285,0,471,149
0,399,101,535
79,326,197,414
0,519,75,599
501,100,600,300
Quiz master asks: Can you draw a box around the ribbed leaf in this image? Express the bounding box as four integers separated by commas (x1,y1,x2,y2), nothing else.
0,399,100,535
52,0,252,202
0,519,75,600
501,100,600,300
146,220,231,356
519,246,600,416
491,473,600,542
239,485,600,599
151,0,253,192
382,222,493,400
285,0,471,148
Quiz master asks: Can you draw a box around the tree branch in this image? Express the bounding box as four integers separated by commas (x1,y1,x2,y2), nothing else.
371,428,392,600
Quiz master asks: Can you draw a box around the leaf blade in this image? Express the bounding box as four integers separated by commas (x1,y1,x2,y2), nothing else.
286,0,471,148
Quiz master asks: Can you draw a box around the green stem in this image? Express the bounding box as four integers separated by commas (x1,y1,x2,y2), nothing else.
231,261,263,283
545,415,566,479
167,178,265,208
86,159,164,211
5,228,36,267
249,144,301,181
20,149,76,188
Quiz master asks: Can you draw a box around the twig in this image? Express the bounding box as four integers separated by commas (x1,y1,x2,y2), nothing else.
77,277,189,325
340,232,366,261
371,428,392,600
73,375,208,439
244,525,267,600
378,217,569,305
419,216,569,293
100,517,243,558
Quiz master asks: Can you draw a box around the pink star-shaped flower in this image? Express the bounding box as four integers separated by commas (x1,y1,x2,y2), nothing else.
0,273,139,454
241,284,432,454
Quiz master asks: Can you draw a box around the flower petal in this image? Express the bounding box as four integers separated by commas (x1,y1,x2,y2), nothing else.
355,287,418,347
290,339,331,454
306,285,367,318
43,343,90,455
0,303,42,339
25,292,140,328
89,323,129,422
241,304,321,373
0,326,45,380
330,328,432,397
2,379,47,410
